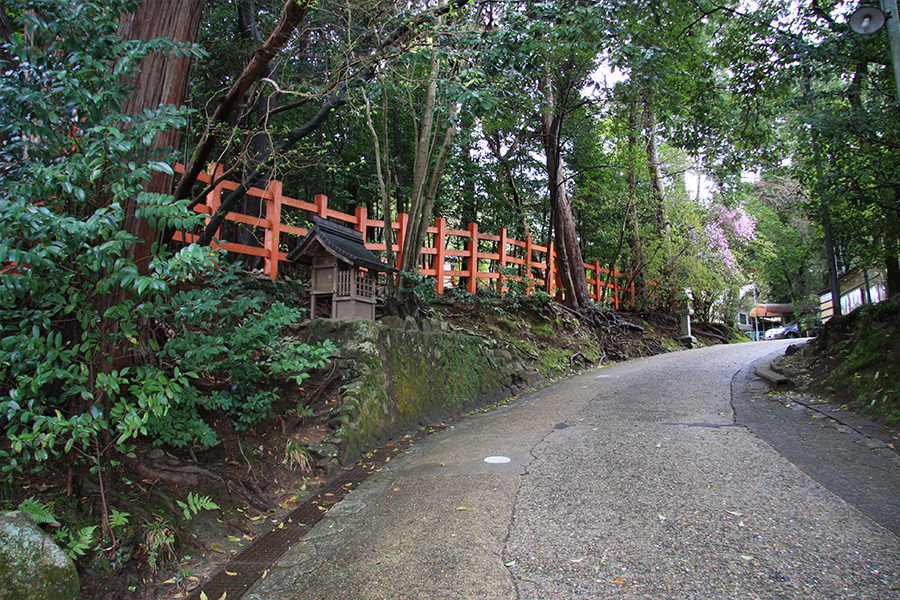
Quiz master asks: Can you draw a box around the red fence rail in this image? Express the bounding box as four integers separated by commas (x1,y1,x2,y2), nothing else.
171,164,631,309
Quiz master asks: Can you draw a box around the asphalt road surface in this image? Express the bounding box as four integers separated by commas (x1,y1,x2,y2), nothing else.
246,340,900,600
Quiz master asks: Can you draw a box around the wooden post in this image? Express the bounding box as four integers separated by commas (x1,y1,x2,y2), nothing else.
434,218,447,294
355,206,368,240
525,235,534,290
497,227,508,294
396,212,408,270
264,179,283,280
205,164,224,238
467,222,479,294
315,194,328,219
546,241,556,296
592,260,602,303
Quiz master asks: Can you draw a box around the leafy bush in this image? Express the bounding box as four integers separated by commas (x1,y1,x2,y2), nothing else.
398,270,438,304
0,0,334,536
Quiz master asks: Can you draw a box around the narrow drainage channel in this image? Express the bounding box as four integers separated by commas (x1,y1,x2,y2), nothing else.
185,425,444,600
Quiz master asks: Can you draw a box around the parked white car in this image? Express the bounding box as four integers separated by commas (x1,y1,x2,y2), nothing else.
765,321,801,340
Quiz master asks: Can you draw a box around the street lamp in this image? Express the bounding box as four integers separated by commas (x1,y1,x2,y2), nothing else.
850,1,900,101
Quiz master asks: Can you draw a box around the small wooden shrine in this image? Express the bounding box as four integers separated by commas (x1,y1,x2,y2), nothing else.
287,216,397,321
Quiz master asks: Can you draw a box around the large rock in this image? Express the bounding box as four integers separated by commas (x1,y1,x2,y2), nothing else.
0,510,80,600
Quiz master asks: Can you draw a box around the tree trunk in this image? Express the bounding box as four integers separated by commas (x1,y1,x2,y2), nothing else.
625,100,645,303
399,48,440,273
822,201,842,317
644,105,666,232
118,0,205,266
363,85,394,275
408,103,459,269
540,77,589,310
486,132,530,239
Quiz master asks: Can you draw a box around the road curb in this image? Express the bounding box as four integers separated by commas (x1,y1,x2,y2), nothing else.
753,354,900,455
754,361,794,390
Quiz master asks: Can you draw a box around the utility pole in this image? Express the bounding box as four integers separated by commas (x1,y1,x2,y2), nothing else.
882,0,900,101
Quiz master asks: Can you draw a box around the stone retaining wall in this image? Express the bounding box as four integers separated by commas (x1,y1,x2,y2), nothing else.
305,317,542,464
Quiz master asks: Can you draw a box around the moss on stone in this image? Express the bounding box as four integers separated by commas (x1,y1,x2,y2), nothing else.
0,511,80,600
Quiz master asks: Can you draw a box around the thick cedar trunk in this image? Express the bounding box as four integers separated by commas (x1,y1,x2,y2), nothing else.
118,0,205,266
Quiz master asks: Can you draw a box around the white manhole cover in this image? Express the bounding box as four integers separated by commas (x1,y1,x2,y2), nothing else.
484,456,511,464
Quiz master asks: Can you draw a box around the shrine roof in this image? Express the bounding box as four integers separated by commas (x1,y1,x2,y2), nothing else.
286,216,397,272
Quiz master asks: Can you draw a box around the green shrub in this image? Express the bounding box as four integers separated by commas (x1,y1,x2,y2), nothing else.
0,0,334,536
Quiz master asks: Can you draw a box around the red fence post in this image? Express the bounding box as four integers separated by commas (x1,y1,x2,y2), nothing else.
264,179,283,280
396,212,408,270
525,235,534,291
205,164,224,238
497,227,508,294
434,218,447,294
355,206,368,239
467,222,479,294
315,194,328,219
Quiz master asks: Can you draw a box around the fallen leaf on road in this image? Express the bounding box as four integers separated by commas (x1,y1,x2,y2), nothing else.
740,555,754,561
726,510,743,516
456,506,470,511
225,570,238,576
614,577,625,585
570,558,584,563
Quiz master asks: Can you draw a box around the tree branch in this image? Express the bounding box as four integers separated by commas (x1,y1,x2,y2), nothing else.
196,86,348,246
173,0,313,203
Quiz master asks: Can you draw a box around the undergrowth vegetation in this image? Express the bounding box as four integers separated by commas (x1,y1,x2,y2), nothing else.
805,297,900,424
0,0,333,552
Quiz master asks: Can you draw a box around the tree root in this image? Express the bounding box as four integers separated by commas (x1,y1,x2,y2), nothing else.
134,461,275,513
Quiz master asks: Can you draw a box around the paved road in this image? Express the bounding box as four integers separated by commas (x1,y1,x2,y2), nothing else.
246,341,900,599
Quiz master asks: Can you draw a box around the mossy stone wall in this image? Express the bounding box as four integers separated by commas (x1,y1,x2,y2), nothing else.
306,317,540,463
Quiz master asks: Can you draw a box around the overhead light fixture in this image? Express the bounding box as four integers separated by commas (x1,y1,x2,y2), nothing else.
850,6,887,34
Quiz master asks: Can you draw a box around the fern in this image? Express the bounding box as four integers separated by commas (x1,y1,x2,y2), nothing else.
17,497,60,527
176,492,220,521
109,508,130,529
53,526,98,559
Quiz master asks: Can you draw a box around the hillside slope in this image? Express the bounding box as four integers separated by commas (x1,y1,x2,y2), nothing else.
788,297,900,426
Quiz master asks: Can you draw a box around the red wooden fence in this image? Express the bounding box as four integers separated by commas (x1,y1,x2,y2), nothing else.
171,164,631,309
